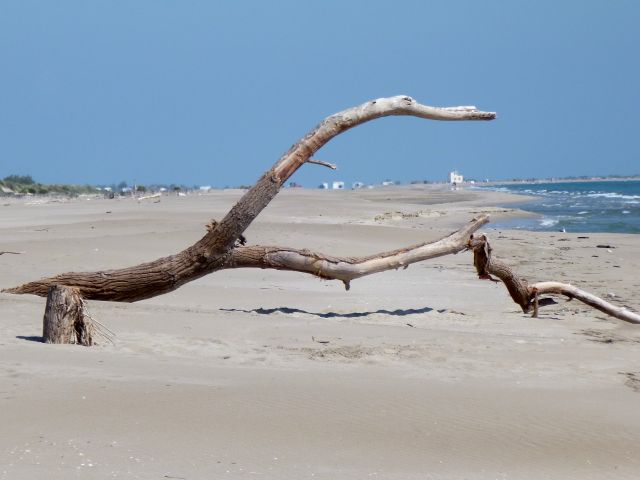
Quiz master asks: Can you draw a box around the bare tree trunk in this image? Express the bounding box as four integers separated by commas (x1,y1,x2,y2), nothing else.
3,96,495,302
42,285,93,345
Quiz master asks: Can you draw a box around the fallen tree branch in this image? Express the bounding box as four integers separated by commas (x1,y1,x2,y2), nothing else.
4,215,489,298
209,96,495,258
531,282,640,324
468,234,640,324
228,215,490,290
468,233,531,312
3,96,495,302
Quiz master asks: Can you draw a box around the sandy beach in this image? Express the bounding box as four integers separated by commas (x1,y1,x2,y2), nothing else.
1,185,640,479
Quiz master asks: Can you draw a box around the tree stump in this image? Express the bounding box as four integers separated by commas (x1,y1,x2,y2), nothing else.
42,285,93,346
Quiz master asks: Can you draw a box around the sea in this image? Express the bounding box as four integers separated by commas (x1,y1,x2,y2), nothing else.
475,180,640,234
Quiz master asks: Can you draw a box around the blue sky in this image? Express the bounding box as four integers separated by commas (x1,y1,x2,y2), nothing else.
1,1,638,187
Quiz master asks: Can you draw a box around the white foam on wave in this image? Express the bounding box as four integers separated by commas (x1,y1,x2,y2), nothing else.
540,218,559,227
586,192,640,200
622,210,630,214
483,186,511,193
577,211,589,215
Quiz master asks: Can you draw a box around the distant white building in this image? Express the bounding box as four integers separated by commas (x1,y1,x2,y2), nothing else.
318,182,329,189
332,181,345,190
449,171,464,184
352,181,365,189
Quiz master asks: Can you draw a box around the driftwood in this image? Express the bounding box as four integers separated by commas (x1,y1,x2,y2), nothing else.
4,215,489,297
227,214,489,290
137,192,162,201
469,234,640,324
4,96,495,302
3,94,639,336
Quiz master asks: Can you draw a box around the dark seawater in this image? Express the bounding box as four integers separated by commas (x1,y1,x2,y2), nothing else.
475,180,640,233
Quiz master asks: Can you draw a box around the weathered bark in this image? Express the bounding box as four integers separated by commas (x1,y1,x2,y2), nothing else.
42,285,93,345
5,215,489,298
228,215,490,290
468,234,640,325
4,96,495,302
469,234,531,312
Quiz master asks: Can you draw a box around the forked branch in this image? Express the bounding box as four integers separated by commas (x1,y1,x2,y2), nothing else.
5,216,489,298
3,96,495,302
7,93,638,341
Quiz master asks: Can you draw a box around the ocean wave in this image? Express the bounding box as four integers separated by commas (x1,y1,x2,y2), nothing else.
539,218,558,227
586,192,640,200
488,181,640,233
482,186,511,193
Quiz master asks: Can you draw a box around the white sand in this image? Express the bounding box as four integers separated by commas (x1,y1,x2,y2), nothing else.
1,186,640,479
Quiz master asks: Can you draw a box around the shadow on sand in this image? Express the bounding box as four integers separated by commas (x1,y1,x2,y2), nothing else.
16,335,44,343
220,306,435,318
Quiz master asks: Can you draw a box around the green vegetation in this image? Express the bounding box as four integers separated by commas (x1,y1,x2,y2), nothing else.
0,174,99,196
3,174,35,185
